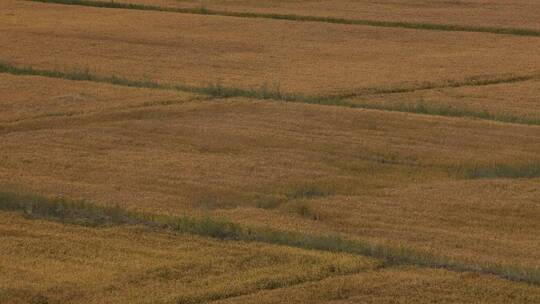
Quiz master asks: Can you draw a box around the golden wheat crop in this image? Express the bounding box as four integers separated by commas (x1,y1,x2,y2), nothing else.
3,0,540,95
0,74,201,123
92,0,540,30
214,267,540,303
0,212,377,304
1,0,539,302
1,75,539,279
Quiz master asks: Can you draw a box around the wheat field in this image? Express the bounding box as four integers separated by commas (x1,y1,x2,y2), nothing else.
93,0,540,30
1,0,539,303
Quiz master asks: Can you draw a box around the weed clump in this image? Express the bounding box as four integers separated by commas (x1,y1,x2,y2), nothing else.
0,192,133,226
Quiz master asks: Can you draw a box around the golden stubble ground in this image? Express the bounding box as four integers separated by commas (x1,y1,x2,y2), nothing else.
2,1,540,302
1,76,539,278
234,178,540,270
214,268,540,304
95,0,540,30
3,1,540,95
0,212,377,304
3,212,540,304
0,74,202,123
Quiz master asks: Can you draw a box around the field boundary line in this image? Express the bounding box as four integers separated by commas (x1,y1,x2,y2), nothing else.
1,191,539,286
27,0,540,37
2,62,540,125
329,74,540,99
179,268,381,304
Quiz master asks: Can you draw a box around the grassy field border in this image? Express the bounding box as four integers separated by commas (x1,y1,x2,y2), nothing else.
0,61,315,101
334,74,540,99
27,0,540,37
1,191,539,285
4,0,539,290
349,101,540,126
462,163,540,179
2,61,540,126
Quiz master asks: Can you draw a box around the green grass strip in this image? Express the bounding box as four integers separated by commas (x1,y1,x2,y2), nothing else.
28,0,540,37
462,163,540,179
0,61,307,101
0,61,166,89
333,74,539,99
1,191,539,285
349,102,540,126
2,61,540,126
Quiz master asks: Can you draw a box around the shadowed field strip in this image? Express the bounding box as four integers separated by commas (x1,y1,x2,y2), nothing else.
1,192,540,287
2,63,540,125
29,0,540,37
